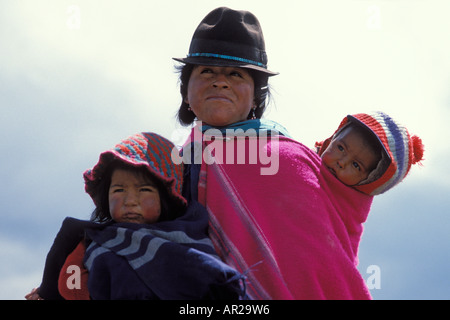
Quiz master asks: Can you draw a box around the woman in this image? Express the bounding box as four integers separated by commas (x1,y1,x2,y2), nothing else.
173,7,373,299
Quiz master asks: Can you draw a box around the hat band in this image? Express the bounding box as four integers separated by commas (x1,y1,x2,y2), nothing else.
187,52,267,68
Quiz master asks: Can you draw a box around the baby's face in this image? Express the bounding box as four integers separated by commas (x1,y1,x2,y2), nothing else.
108,168,161,224
321,127,379,186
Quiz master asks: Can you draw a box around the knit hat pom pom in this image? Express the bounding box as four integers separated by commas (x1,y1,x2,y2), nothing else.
411,135,424,165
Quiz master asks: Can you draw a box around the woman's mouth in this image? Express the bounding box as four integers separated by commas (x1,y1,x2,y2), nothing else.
206,95,232,103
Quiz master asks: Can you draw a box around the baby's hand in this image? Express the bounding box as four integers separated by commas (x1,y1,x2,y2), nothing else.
25,287,43,300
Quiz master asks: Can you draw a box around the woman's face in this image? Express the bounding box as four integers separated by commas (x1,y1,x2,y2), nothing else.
185,65,255,126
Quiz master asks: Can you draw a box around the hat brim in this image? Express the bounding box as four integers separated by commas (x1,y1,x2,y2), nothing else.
84,150,187,209
347,115,391,163
173,57,279,76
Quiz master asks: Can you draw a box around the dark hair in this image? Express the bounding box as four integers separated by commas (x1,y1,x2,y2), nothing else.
175,63,271,126
90,160,182,223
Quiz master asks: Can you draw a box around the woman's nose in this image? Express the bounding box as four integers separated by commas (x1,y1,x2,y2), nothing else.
212,73,229,88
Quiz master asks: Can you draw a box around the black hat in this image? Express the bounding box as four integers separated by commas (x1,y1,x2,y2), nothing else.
173,7,278,76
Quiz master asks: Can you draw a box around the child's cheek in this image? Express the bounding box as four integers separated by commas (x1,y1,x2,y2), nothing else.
321,150,332,166
142,197,161,221
108,196,121,218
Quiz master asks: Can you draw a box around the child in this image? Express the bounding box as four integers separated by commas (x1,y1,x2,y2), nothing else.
315,111,424,195
25,132,244,300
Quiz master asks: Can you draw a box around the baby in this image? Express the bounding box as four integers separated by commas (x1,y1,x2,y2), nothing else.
316,111,424,195
26,132,244,300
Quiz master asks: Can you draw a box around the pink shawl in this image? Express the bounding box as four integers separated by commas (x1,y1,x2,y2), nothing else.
196,133,373,300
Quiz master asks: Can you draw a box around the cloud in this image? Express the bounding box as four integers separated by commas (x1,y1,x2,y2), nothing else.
1,0,449,300
358,180,450,299
0,235,48,300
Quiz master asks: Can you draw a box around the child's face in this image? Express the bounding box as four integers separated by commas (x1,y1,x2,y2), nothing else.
108,168,161,224
321,126,379,186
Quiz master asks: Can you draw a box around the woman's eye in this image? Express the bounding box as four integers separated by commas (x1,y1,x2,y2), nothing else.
230,71,243,77
200,68,213,74
337,145,344,151
140,187,155,192
112,188,124,193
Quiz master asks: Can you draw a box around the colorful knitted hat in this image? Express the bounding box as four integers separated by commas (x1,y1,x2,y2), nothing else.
316,112,424,196
84,132,186,208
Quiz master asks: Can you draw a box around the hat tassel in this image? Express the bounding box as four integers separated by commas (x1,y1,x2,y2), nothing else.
411,135,425,165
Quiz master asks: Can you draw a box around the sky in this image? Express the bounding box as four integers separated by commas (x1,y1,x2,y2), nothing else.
1,0,449,300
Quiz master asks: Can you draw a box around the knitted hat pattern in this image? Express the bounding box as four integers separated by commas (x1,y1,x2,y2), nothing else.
316,112,424,196
84,132,186,208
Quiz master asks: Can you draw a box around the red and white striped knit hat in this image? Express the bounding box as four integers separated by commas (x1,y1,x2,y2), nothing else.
84,132,187,208
316,112,424,196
